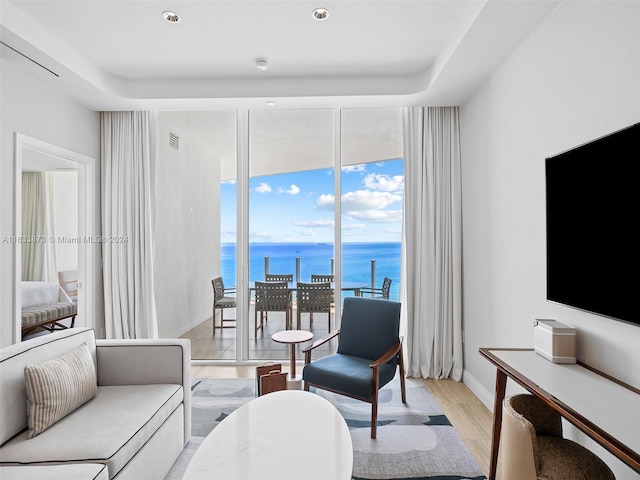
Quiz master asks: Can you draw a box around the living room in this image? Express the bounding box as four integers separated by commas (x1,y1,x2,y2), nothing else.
1,1,639,479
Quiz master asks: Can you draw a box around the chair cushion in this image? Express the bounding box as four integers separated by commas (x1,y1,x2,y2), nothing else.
337,297,400,360
303,353,397,399
536,436,615,480
25,343,97,438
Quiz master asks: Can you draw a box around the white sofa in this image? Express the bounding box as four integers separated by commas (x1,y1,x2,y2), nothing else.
0,327,191,480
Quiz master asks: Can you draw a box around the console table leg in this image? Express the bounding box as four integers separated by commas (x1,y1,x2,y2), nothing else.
489,369,507,480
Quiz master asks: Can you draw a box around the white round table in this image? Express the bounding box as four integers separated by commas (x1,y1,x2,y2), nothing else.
183,390,353,480
271,329,313,388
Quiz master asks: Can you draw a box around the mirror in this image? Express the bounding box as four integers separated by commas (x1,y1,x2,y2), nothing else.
14,134,96,343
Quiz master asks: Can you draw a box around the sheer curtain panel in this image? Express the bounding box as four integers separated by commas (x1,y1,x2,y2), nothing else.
101,111,158,339
21,172,57,282
401,107,463,381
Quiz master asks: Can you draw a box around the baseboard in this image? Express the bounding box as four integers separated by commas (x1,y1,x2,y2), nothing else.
462,369,494,412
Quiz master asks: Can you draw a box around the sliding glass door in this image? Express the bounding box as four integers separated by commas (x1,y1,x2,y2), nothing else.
159,107,403,364
340,108,404,303
248,109,335,360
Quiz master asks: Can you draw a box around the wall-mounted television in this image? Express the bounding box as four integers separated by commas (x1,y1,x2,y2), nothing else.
545,122,639,326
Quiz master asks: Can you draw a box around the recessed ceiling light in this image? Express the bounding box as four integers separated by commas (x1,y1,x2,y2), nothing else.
312,8,329,20
256,59,268,71
266,101,275,106
162,11,181,23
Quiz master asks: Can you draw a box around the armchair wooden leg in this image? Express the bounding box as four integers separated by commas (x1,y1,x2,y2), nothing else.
371,368,380,439
398,350,407,404
371,390,378,439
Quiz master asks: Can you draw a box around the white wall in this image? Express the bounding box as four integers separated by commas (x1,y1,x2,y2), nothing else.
0,62,101,346
154,114,221,338
459,2,640,478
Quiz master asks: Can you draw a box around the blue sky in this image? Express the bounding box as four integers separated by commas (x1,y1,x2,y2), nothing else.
220,159,403,243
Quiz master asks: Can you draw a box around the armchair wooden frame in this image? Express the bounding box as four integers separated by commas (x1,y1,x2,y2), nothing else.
303,329,406,439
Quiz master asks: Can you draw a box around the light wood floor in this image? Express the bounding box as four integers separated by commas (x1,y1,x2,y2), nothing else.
190,365,502,479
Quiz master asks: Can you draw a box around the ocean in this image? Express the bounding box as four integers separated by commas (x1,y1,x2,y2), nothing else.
221,242,401,301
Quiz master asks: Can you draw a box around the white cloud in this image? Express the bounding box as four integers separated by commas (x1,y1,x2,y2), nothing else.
255,182,272,193
342,223,366,230
293,219,334,228
317,194,335,209
341,164,366,173
364,173,404,192
346,209,402,223
284,184,300,195
341,190,402,211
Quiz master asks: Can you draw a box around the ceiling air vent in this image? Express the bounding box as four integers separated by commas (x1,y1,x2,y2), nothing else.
169,132,179,150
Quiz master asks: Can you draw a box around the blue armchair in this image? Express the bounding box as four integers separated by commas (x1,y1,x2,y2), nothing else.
302,296,406,438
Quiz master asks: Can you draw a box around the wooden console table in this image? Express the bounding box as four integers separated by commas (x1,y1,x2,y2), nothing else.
479,348,640,480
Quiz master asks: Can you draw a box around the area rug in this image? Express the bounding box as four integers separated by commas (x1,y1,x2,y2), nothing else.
164,377,486,480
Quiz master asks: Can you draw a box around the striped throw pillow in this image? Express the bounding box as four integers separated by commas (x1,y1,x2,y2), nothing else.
24,342,97,438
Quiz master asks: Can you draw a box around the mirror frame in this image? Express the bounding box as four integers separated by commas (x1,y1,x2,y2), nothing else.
13,133,97,343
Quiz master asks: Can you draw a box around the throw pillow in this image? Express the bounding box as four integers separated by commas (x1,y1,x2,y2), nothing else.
24,342,97,438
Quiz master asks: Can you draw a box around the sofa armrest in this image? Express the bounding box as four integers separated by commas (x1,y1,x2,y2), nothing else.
96,339,190,387
95,338,191,445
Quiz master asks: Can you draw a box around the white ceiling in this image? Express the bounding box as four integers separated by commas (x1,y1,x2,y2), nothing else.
1,0,561,111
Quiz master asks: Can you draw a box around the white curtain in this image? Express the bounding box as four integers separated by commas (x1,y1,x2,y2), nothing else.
101,111,158,339
401,106,463,381
22,172,57,282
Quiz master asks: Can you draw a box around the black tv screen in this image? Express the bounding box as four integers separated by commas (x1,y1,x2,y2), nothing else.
545,122,639,326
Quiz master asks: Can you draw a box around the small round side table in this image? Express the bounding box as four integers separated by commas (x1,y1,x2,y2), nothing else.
272,329,313,389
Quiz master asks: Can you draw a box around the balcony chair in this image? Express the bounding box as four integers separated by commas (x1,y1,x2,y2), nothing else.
302,296,406,439
296,282,332,332
311,274,335,306
265,273,293,283
264,274,294,323
357,276,392,300
212,277,236,336
501,394,615,480
254,281,292,336
311,274,334,283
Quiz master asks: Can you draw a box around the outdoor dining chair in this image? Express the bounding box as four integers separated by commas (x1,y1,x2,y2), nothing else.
311,274,334,283
254,281,293,336
265,273,293,283
296,282,332,332
357,276,392,300
212,277,236,336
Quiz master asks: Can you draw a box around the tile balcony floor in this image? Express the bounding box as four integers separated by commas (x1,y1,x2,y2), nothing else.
181,303,337,362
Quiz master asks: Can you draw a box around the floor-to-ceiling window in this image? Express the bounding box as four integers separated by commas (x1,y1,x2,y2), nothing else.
171,107,403,364
247,109,335,360
340,108,404,303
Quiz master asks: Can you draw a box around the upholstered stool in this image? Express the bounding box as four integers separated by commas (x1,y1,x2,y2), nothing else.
501,394,615,480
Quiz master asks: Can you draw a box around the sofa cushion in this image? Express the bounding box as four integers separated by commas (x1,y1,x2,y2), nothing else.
25,343,97,438
0,464,108,480
0,328,97,445
0,384,183,478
